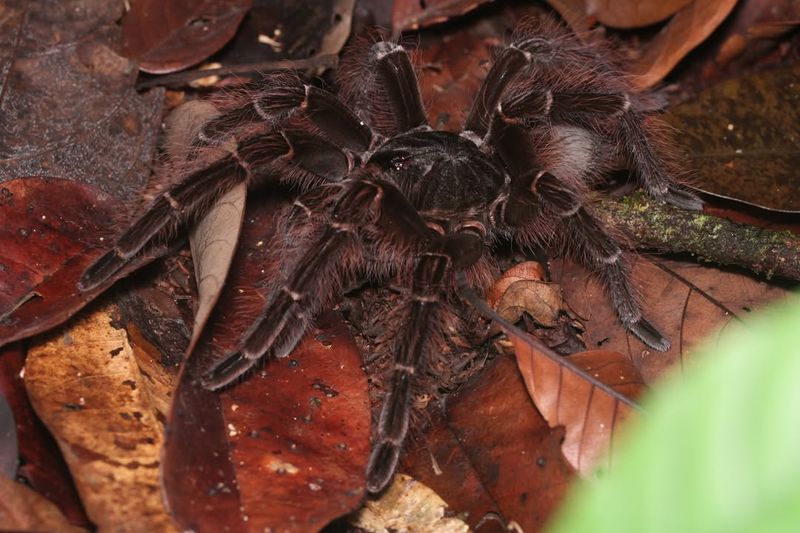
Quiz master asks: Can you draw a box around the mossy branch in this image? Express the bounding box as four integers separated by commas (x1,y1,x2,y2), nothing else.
596,193,800,281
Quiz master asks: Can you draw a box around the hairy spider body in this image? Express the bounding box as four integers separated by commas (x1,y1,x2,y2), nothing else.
78,19,699,494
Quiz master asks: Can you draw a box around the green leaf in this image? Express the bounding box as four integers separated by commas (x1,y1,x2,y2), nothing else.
547,296,800,533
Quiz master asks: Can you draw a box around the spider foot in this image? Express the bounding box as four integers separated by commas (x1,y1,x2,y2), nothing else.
366,440,401,493
201,352,257,391
78,249,125,291
665,185,703,211
627,316,671,352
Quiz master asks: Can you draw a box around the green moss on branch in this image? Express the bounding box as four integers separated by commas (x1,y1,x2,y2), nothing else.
596,193,800,281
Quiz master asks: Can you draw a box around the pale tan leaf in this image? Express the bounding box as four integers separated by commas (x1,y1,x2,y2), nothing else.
0,476,87,532
163,100,247,351
24,306,177,532
630,0,738,88
351,474,470,533
510,338,645,475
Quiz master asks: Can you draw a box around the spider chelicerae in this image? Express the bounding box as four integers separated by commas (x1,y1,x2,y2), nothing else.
78,18,701,493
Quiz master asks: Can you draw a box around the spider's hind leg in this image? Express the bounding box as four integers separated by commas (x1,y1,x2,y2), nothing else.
492,121,669,351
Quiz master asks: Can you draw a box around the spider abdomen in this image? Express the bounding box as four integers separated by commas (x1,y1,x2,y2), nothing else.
369,130,505,214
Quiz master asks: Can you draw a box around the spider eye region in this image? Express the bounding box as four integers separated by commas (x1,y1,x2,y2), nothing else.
369,131,505,213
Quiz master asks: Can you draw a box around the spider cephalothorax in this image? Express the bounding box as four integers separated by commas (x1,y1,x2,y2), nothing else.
78,18,700,493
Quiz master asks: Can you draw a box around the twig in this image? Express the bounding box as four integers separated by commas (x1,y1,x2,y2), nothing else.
597,193,800,281
135,54,339,90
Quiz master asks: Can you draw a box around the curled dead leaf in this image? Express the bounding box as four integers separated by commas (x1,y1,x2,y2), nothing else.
163,100,247,352
490,262,561,327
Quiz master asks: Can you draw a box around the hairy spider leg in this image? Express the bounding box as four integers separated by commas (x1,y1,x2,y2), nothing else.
464,22,701,210
491,118,670,351
499,88,702,210
337,38,428,136
366,229,483,493
202,177,436,390
78,131,352,291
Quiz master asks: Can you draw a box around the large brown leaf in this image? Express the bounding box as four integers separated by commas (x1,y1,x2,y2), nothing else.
555,256,795,382
511,340,644,475
0,0,162,200
666,65,800,212
24,305,177,532
121,0,251,74
0,178,160,348
163,195,371,532
401,354,574,532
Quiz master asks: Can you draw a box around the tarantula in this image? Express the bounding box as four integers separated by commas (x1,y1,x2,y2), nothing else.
78,19,700,493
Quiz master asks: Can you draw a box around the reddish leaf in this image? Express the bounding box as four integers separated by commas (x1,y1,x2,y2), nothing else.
416,20,495,131
584,0,693,29
163,195,371,531
0,344,89,527
630,0,737,88
402,355,574,532
392,0,495,32
0,178,158,348
121,0,252,74
556,256,793,382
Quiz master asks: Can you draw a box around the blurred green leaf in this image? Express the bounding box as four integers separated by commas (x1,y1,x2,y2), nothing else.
547,295,800,533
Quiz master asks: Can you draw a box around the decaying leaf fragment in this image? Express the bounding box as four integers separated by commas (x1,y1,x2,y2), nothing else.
352,474,469,533
24,305,177,532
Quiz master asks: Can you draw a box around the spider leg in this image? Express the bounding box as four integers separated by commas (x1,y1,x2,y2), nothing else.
491,121,669,350
366,230,484,493
498,90,702,210
338,38,428,135
538,171,669,350
201,176,436,389
78,131,352,291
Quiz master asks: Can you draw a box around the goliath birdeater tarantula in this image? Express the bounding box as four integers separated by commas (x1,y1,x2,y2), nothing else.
78,18,700,493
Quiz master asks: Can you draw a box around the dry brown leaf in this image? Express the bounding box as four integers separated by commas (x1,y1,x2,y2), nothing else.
510,333,644,475
351,474,469,532
557,256,795,382
630,0,738,88
24,305,177,532
0,475,87,533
